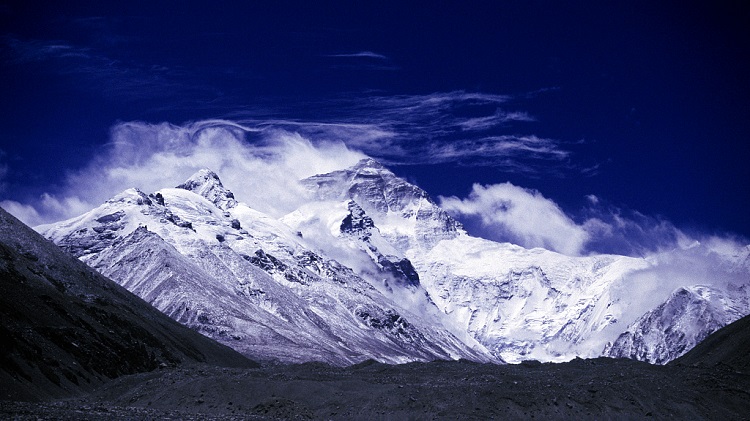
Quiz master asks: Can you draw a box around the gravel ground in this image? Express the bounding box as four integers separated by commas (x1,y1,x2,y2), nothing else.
2,357,749,420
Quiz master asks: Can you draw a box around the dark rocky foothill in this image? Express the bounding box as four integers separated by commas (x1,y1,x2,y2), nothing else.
2,348,749,420
0,207,255,402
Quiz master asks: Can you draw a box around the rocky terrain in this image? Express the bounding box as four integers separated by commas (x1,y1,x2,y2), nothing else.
2,317,749,419
36,167,494,365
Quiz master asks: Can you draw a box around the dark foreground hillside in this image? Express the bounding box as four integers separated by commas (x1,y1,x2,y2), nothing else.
672,312,750,371
2,354,749,420
0,207,255,401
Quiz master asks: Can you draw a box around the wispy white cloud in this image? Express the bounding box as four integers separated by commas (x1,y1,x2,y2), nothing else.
3,121,366,226
3,104,568,227
3,37,566,173
438,181,745,258
0,200,43,226
1,36,216,103
3,116,747,271
3,37,93,62
458,110,535,131
423,135,569,165
579,206,693,257
233,91,570,173
1,192,91,227
440,183,590,255
326,51,388,59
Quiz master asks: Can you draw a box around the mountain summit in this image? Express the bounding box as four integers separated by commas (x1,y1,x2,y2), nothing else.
176,168,238,209
302,158,464,252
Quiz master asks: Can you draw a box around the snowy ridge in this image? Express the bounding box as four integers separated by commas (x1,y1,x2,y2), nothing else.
604,284,750,363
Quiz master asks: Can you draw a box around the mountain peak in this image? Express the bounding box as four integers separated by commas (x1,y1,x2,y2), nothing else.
176,168,237,209
301,158,462,252
350,158,393,176
354,158,386,170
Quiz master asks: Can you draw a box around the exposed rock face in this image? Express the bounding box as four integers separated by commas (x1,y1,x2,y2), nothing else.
335,200,421,288
340,201,375,237
378,255,420,288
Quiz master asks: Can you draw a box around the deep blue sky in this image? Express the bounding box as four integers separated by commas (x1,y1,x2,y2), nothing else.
1,1,749,244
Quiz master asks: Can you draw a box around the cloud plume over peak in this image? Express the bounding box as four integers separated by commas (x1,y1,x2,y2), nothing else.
3,89,577,227
2,120,365,226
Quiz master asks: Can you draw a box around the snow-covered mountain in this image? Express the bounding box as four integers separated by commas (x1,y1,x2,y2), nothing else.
296,158,750,363
38,159,750,365
300,158,463,253
604,284,750,364
38,169,491,365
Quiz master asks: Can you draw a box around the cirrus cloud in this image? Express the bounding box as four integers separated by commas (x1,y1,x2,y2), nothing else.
230,90,572,173
326,51,389,59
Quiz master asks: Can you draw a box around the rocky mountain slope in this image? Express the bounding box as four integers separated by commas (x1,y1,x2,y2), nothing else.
37,159,750,365
671,313,750,370
0,207,254,402
604,284,750,364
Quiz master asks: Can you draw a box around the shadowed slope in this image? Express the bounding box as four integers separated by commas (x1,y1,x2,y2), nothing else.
671,313,750,371
0,207,256,402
